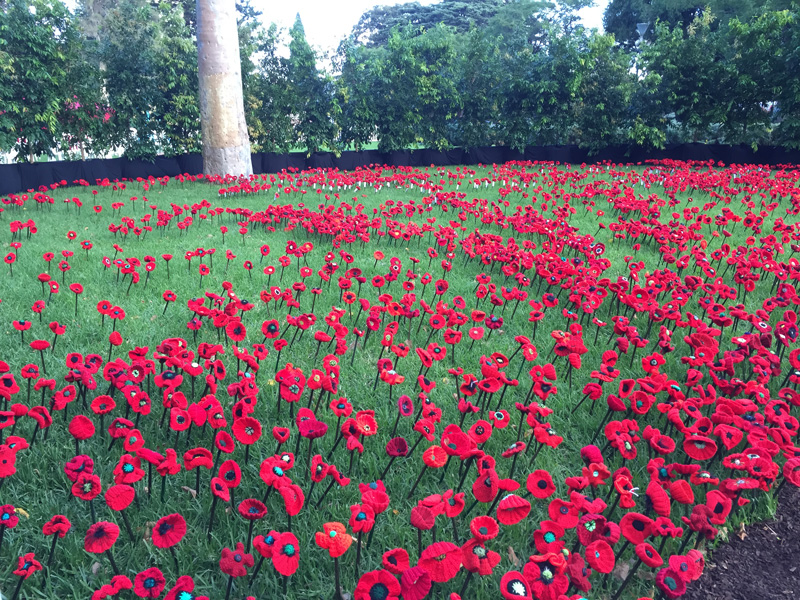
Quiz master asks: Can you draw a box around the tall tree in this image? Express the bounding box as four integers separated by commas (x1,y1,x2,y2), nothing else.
196,0,252,176
0,0,75,161
287,14,340,154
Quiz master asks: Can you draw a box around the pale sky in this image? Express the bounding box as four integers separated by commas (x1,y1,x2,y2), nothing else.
255,0,609,55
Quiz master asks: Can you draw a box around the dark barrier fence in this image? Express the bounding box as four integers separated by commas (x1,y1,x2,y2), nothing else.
2,143,800,197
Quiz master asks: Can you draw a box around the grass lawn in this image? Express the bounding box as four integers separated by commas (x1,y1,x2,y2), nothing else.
0,160,796,600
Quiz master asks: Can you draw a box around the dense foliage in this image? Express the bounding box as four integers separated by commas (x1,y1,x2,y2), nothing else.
1,0,800,160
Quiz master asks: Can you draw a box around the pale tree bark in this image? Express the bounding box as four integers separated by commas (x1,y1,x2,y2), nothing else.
196,0,253,177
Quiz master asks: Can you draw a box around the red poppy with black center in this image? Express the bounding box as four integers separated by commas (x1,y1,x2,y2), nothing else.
43,514,71,538
620,512,654,545
354,569,401,600
527,470,556,499
84,521,120,553
547,498,579,529
468,420,492,445
151,513,186,548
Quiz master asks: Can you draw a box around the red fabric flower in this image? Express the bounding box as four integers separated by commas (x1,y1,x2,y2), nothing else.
272,532,300,576
220,542,254,578
354,569,401,600
151,513,186,549
133,567,166,598
418,541,462,582
315,522,352,558
84,521,120,553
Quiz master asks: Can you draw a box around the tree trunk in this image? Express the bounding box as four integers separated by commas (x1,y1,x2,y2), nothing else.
196,0,252,177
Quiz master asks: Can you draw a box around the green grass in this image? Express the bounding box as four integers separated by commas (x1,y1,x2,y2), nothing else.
0,162,794,600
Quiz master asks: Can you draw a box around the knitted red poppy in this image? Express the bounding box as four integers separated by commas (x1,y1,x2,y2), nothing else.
382,548,410,575
84,521,120,554
399,565,431,600
151,513,186,549
354,569,401,600
584,540,615,574
315,522,352,558
496,494,531,526
526,470,556,499
418,541,462,583
499,571,533,599
219,542,254,578
133,567,166,598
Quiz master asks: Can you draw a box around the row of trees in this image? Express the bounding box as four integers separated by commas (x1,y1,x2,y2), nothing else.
1,0,799,161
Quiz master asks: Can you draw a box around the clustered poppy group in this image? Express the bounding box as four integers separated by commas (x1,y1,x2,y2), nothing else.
0,159,799,600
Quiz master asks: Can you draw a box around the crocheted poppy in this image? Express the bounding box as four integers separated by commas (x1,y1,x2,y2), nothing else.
410,505,435,531
151,513,186,549
13,552,42,580
470,516,499,541
133,567,166,598
461,538,501,576
105,484,135,512
547,498,579,529
526,470,556,500
683,435,717,461
349,504,376,533
220,542,254,578
418,541,462,583
1,504,19,529
620,512,654,545
585,540,615,574
210,477,231,502
315,522,352,558
238,499,267,521
163,575,210,600
656,567,687,598
382,548,410,575
499,571,533,599
84,521,120,554
72,472,102,501
272,532,300,576
354,569,401,600
533,520,565,554
636,542,663,568
399,566,431,600
523,553,570,599
279,483,305,516
42,515,71,538
497,494,531,526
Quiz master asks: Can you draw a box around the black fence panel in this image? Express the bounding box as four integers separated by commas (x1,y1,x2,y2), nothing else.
2,144,799,197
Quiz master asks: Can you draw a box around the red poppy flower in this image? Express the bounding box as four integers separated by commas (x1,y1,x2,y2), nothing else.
497,494,531,525
272,532,300,576
72,472,102,501
399,566,431,600
84,521,120,553
43,515,71,538
105,484,136,512
315,522,352,558
382,548,410,575
163,575,210,600
151,513,186,549
418,541,462,582
636,542,663,568
13,552,42,580
584,539,615,573
354,569,401,600
219,542,254,578
656,567,688,598
526,470,556,499
499,571,532,599
133,567,166,598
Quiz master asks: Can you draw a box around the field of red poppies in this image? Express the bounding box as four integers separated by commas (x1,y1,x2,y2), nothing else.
0,159,798,600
